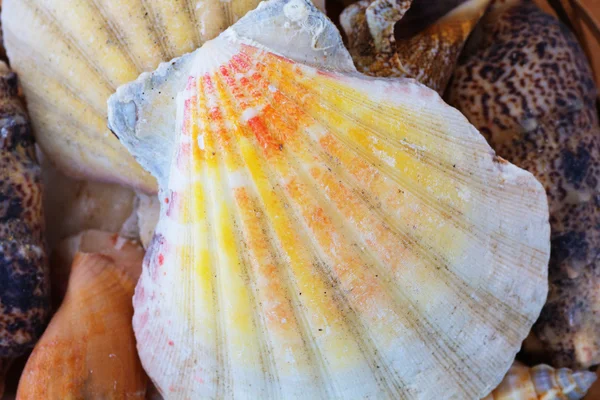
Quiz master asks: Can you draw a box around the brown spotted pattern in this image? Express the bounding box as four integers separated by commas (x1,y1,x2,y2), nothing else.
446,0,600,368
0,63,49,362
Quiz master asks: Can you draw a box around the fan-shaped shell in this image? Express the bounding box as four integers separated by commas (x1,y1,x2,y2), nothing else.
482,361,597,400
2,0,267,192
108,0,551,398
17,234,147,399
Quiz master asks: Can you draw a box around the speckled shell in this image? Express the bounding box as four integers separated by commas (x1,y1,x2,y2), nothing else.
482,361,596,400
109,0,550,398
339,0,490,94
17,234,147,399
1,0,264,192
446,0,600,369
0,62,49,364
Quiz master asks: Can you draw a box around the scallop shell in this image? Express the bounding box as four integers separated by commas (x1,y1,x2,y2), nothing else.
0,61,49,376
482,361,597,400
17,236,147,399
1,0,263,192
339,0,490,94
446,0,600,369
108,0,551,398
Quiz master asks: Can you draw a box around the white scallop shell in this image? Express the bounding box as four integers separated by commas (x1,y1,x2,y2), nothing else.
108,1,551,398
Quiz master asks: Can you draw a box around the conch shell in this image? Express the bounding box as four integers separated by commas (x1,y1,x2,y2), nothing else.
108,0,550,398
17,232,147,399
0,61,49,396
340,0,490,94
482,361,597,400
446,0,600,369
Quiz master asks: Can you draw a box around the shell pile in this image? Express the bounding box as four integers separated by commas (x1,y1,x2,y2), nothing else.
108,0,550,397
0,0,599,398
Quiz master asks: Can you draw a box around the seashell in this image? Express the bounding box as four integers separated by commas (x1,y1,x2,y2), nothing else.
446,0,600,369
339,0,490,94
17,237,147,399
482,361,597,400
108,0,551,398
1,0,263,192
50,229,147,308
0,60,49,391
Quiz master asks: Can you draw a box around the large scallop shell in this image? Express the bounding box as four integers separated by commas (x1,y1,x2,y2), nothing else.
2,0,265,192
108,0,551,398
17,235,147,399
482,361,597,400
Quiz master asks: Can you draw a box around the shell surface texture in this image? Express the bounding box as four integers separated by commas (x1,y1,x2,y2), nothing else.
339,0,491,94
17,234,147,399
1,0,267,193
108,0,551,398
482,361,597,400
446,0,600,369
0,61,49,391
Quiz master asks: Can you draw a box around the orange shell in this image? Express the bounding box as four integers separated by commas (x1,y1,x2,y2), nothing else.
17,245,147,399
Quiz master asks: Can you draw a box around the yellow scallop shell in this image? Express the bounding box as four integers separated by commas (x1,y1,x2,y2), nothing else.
109,1,551,398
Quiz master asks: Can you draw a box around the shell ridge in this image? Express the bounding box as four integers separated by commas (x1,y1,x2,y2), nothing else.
201,71,282,398
277,61,552,278
183,0,203,49
138,0,172,60
240,50,540,351
4,37,109,119
212,58,347,399
250,51,548,393
214,57,405,399
303,75,541,222
281,68,546,223
234,47,528,353
86,0,145,74
264,59,548,283
220,55,491,399
280,148,417,398
194,88,231,398
19,0,119,91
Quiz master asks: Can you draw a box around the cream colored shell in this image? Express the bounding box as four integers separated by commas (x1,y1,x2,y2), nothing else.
109,0,551,398
3,0,275,192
